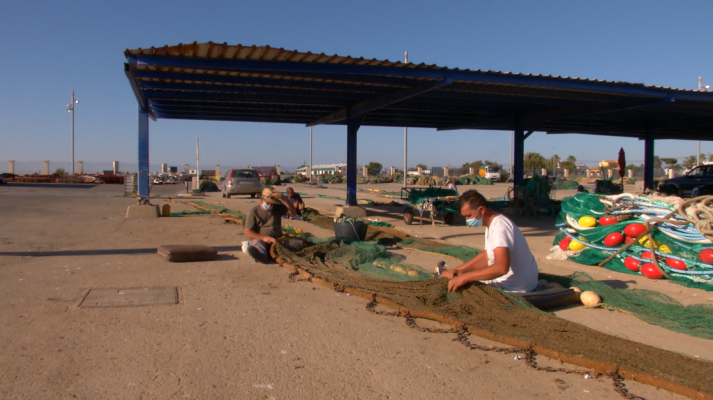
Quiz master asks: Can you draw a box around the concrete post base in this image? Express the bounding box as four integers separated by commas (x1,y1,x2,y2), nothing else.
126,205,160,219
335,205,367,219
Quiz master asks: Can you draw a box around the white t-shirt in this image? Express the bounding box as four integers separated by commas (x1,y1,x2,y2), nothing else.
481,214,538,293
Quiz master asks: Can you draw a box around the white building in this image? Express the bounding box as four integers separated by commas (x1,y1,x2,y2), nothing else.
295,163,348,176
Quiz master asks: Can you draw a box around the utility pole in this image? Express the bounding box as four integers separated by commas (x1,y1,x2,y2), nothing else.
404,51,409,188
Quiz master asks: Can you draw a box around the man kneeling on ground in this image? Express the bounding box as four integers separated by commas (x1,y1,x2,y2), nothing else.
442,189,538,293
245,187,297,263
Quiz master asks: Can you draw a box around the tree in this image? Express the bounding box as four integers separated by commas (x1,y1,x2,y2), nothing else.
660,158,678,171
626,164,642,170
566,155,577,164
462,160,484,171
682,156,698,170
523,152,548,169
367,162,383,176
560,161,576,170
54,168,65,176
416,163,428,170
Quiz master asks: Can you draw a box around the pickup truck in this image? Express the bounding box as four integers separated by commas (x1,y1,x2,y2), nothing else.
658,165,713,198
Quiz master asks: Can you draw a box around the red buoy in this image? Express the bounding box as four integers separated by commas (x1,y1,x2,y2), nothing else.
624,257,640,272
598,216,617,226
698,249,713,264
624,223,646,237
603,232,625,247
664,257,687,271
559,237,572,251
641,251,661,261
640,263,663,279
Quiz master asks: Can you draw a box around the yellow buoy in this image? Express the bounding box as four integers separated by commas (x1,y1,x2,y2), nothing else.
580,291,602,306
658,244,671,254
568,237,590,251
578,216,597,228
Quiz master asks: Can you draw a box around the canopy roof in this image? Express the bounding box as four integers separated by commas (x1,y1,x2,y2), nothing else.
125,42,713,140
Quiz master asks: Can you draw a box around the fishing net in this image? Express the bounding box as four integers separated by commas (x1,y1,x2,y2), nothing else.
542,271,713,340
553,192,713,291
167,200,246,223
457,175,493,185
416,176,438,186
198,179,219,192
392,174,404,183
273,237,713,397
552,179,580,190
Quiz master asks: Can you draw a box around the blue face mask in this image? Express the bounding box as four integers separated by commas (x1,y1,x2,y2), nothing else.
261,202,273,211
466,208,483,227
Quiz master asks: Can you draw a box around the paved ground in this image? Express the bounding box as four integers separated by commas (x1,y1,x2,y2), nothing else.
0,181,710,399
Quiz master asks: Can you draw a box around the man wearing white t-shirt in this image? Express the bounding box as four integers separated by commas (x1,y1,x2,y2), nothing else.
442,190,538,293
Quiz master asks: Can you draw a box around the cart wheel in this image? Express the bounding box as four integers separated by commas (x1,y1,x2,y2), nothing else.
443,212,455,225
404,208,414,225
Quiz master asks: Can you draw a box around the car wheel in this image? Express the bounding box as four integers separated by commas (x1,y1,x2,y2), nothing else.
251,193,256,198
222,190,226,198
226,193,231,199
404,208,414,225
443,212,455,225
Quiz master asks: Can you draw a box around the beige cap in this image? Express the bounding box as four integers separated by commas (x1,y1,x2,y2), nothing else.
261,187,282,204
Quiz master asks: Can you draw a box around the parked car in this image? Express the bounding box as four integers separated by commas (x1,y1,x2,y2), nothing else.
222,168,262,198
658,165,713,198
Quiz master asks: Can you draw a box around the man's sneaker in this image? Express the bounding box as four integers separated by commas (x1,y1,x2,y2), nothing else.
247,245,269,264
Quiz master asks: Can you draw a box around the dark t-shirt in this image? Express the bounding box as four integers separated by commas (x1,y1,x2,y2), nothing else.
245,204,288,239
287,192,303,215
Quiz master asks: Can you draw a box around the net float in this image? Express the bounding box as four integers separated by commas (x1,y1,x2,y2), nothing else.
598,216,617,226
603,232,625,247
640,263,663,279
568,237,589,251
580,291,601,306
664,257,687,270
641,250,661,261
578,216,597,228
698,248,713,264
558,237,572,251
624,223,646,237
624,257,640,272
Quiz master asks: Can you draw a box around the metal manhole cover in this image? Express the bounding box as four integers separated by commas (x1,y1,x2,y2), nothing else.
79,287,179,308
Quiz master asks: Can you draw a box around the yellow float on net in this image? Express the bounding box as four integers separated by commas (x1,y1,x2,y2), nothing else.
638,236,658,249
578,216,597,228
568,237,590,251
658,244,672,254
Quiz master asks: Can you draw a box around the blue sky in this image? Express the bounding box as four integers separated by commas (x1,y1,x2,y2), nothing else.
2,0,712,173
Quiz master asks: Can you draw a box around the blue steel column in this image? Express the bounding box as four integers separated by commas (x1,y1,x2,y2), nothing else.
138,108,150,200
644,126,655,191
346,119,360,206
513,119,525,187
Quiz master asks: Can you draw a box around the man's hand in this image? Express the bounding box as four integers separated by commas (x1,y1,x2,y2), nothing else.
441,269,458,279
447,276,468,292
262,236,276,244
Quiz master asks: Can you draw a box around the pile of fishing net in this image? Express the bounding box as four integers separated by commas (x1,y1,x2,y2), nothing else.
551,192,713,290
416,176,438,186
356,177,369,184
552,179,580,190
198,179,219,192
165,199,246,223
368,176,391,184
392,174,404,183
317,174,342,184
456,175,493,185
271,234,713,396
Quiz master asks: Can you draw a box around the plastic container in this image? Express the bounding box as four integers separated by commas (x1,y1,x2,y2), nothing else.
334,221,368,242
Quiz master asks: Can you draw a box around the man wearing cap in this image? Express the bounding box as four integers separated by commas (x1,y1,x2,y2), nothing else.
244,187,297,263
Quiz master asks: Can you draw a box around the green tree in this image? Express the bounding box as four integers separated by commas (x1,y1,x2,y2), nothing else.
626,164,642,170
660,158,678,170
416,163,428,170
523,152,548,169
462,160,484,171
560,161,576,170
54,168,65,176
566,155,577,164
367,162,383,176
682,156,698,170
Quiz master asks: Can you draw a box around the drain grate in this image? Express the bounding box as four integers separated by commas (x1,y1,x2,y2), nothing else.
79,287,179,308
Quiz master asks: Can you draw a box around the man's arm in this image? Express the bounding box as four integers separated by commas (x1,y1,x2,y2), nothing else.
447,247,510,292
244,227,276,243
275,192,297,216
441,251,488,279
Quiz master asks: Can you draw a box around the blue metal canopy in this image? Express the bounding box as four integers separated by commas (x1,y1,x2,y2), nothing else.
124,42,713,201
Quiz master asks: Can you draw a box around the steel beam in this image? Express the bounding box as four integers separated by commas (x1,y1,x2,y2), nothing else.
346,117,360,206
644,126,655,191
308,79,452,127
138,109,150,199
513,118,525,187
126,54,703,99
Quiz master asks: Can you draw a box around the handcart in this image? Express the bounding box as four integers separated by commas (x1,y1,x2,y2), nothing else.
401,187,459,226
505,176,560,218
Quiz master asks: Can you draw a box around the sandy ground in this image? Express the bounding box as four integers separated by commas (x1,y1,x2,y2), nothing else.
0,181,710,399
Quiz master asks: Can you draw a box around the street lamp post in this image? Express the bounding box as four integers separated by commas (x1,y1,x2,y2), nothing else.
698,77,710,166
66,91,79,174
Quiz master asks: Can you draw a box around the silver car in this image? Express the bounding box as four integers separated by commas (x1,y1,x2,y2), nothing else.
222,169,262,198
